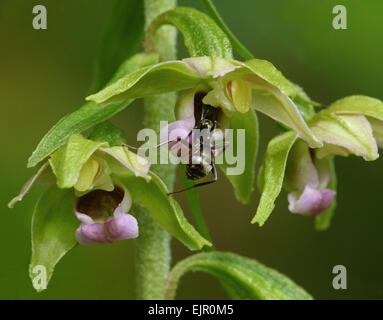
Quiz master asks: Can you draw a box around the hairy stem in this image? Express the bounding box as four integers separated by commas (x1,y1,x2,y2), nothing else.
135,0,177,300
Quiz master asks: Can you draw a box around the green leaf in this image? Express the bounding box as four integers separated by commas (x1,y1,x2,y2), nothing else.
218,109,259,204
88,122,127,146
165,252,312,300
30,186,79,292
147,7,233,58
118,173,211,251
28,53,158,168
324,95,383,121
315,159,337,230
91,0,145,91
49,134,106,189
252,131,298,226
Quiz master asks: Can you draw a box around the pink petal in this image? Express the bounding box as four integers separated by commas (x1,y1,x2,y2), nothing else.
288,185,335,217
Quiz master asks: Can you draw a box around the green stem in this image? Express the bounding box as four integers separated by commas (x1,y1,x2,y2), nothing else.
135,0,177,300
200,0,254,60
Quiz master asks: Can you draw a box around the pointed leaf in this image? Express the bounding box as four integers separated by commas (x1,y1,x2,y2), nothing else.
30,186,79,292
118,173,211,251
165,252,312,300
49,134,106,189
218,109,259,204
315,159,337,231
252,131,298,226
147,7,233,58
28,53,158,168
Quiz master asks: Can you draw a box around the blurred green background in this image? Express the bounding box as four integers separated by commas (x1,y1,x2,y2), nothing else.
1,0,382,299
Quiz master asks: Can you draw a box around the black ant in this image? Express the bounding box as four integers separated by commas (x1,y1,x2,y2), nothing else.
126,92,227,195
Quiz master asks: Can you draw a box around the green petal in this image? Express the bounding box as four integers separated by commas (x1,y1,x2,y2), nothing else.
30,186,79,292
310,113,378,161
250,82,321,148
165,252,312,300
118,173,211,251
218,109,259,204
252,131,298,226
285,140,319,191
49,134,107,189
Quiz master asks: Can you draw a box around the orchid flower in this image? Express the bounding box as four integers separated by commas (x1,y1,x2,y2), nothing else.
254,95,383,229
9,133,150,245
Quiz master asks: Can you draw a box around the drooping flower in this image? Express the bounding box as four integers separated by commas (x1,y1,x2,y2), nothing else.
9,133,150,245
254,95,383,227
87,55,322,149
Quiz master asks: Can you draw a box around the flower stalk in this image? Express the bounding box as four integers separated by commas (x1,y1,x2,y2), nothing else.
135,0,177,300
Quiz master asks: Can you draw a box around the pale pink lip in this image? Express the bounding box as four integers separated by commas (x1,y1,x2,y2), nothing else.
74,186,138,245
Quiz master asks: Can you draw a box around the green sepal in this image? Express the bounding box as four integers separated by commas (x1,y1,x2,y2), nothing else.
87,61,202,106
218,109,259,204
30,186,79,292
49,134,107,189
235,59,296,98
165,251,312,300
252,131,298,226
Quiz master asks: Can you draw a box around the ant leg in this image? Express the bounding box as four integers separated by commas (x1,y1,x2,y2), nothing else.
123,140,172,150
168,164,218,195
123,135,192,151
